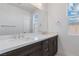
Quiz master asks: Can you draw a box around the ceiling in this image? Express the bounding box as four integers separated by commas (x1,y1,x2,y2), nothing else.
9,3,42,13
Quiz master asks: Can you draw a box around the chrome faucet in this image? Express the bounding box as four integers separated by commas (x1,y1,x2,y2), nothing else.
16,33,24,39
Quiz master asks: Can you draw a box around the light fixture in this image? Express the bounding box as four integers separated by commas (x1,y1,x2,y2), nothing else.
31,3,43,10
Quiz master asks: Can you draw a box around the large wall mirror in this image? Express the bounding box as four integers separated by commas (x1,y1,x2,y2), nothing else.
0,3,43,35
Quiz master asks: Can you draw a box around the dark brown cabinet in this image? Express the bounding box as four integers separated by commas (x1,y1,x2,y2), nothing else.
42,35,58,56
0,35,58,56
42,39,49,56
48,36,58,56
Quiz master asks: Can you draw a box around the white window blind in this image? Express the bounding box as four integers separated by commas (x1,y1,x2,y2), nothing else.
68,3,79,35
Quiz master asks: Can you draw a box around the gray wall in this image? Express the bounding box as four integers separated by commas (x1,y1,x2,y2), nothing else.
48,3,79,56
0,4,32,35
39,4,48,33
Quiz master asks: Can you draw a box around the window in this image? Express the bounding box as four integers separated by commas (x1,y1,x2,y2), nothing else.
68,3,79,35
32,12,39,33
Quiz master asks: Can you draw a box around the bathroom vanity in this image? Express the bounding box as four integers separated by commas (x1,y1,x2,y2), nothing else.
0,33,58,56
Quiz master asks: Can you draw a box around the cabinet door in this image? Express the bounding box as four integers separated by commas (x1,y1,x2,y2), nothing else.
48,35,58,56
42,40,49,56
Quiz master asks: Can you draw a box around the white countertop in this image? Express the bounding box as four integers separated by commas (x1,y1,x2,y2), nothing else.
0,33,57,54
